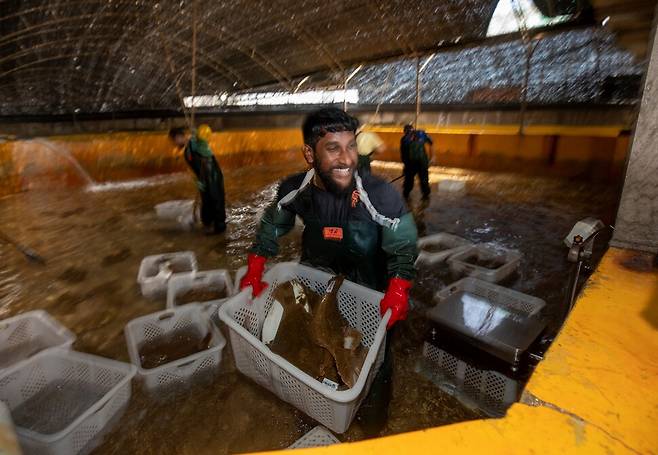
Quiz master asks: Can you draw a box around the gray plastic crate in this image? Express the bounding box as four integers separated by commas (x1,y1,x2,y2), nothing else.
0,310,75,373
418,342,519,417
447,243,521,283
416,233,473,266
288,426,340,449
432,277,546,365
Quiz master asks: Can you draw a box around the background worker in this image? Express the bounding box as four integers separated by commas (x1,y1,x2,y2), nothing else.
356,125,386,175
400,124,434,200
239,107,418,434
169,124,227,234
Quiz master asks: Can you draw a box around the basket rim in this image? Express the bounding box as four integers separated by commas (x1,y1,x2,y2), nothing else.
0,348,136,444
123,303,226,376
136,251,198,284
0,309,76,342
218,262,390,404
289,425,340,448
166,269,234,308
0,310,77,374
448,243,521,261
434,277,546,308
416,232,472,247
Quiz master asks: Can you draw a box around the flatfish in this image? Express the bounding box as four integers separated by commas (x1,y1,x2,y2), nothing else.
310,276,367,389
266,280,339,383
139,327,213,369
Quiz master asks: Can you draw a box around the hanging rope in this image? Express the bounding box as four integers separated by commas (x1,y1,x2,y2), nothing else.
511,0,541,136
190,0,198,129
161,33,192,129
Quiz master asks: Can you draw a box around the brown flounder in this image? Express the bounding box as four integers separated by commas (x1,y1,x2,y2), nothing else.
310,276,367,389
266,280,340,383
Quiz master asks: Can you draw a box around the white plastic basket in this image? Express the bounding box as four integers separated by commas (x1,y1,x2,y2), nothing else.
233,266,247,295
124,304,226,393
416,233,473,267
154,200,194,220
0,310,76,373
447,244,521,283
218,262,389,434
0,349,136,455
166,269,233,309
154,200,199,231
137,251,198,299
233,264,274,296
288,426,340,449
438,179,466,193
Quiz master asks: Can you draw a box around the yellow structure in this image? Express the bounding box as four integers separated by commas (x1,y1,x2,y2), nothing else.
267,247,657,454
0,125,631,196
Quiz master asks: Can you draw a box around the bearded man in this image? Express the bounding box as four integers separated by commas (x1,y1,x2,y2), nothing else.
238,107,418,433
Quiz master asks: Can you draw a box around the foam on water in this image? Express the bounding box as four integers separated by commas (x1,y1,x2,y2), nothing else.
86,173,187,192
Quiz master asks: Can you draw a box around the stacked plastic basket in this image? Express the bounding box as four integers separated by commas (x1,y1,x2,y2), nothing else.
0,311,136,455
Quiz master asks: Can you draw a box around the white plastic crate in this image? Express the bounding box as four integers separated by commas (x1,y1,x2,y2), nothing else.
154,200,194,220
233,264,274,296
233,266,247,295
447,243,521,283
418,342,519,417
288,426,340,449
154,200,199,231
416,233,473,267
166,269,234,309
0,349,136,455
438,179,466,193
218,262,389,434
0,310,76,373
124,304,226,393
137,251,198,299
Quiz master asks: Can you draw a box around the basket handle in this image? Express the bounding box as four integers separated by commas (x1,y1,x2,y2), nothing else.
462,264,475,274
89,394,113,417
158,311,174,321
177,358,197,368
437,283,461,301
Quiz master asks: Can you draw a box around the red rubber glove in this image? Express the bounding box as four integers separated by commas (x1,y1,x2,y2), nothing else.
239,254,268,298
380,277,412,329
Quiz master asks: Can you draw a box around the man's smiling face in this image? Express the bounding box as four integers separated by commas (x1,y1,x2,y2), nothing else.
305,131,357,194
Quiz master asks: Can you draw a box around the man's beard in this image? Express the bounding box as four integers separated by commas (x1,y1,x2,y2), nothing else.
314,163,355,196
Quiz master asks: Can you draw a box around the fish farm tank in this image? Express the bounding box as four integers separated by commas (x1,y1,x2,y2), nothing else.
0,0,655,454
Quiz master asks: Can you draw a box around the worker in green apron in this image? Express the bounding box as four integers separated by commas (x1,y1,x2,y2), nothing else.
169,125,226,234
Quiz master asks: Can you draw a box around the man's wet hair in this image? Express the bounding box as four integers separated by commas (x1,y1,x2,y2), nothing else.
168,127,187,139
404,124,414,133
302,107,359,149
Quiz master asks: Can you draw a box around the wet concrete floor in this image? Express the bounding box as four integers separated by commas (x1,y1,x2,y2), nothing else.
0,161,618,453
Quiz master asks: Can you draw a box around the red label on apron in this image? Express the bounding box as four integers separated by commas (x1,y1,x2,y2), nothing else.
323,227,343,241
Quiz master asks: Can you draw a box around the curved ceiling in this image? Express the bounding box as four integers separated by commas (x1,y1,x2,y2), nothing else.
0,0,652,116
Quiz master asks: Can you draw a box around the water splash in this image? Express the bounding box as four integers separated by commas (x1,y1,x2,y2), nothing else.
29,139,96,186
86,173,187,192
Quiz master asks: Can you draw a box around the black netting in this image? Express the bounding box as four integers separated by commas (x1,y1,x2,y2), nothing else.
0,0,649,116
